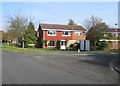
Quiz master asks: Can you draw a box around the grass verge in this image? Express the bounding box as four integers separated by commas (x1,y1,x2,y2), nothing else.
1,43,57,54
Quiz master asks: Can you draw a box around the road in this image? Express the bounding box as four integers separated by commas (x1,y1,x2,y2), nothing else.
2,51,119,84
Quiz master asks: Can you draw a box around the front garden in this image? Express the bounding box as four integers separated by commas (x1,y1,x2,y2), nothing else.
1,43,60,54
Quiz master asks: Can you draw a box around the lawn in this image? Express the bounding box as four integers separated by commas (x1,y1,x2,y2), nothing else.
1,43,59,54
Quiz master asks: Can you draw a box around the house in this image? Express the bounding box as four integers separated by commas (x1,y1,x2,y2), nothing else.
104,28,120,37
1,31,17,44
101,28,120,50
109,28,120,37
0,30,3,43
38,24,87,49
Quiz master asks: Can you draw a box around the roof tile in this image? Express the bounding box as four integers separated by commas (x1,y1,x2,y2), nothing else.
40,24,86,31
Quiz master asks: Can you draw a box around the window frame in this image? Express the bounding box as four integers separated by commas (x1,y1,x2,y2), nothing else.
47,30,56,36
47,40,56,47
62,31,70,36
75,31,82,36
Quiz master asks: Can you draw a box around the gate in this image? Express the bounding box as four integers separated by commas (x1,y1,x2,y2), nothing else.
79,40,90,51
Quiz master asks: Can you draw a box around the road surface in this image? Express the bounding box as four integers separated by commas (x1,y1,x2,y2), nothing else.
2,51,119,84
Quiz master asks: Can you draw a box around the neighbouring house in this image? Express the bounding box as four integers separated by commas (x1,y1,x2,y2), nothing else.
37,24,87,49
107,28,120,37
0,30,3,43
2,31,17,44
101,28,120,50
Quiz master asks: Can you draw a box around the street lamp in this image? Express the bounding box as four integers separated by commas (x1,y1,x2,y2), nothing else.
115,23,118,28
115,23,118,51
115,23,118,36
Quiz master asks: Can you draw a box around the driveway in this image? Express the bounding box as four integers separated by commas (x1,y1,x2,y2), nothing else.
2,51,119,84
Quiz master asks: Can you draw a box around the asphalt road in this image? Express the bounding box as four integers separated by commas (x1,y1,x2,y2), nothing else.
2,51,119,84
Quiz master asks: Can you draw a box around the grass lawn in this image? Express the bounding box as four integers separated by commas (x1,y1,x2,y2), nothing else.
1,43,60,54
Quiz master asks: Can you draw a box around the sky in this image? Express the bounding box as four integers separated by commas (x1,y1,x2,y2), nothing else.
1,2,119,30
118,1,120,27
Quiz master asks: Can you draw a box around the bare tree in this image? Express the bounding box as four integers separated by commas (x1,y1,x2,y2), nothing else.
85,16,109,51
83,15,103,30
7,13,28,43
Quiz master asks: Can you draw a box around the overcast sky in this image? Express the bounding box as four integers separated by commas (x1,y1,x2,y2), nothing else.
1,2,119,30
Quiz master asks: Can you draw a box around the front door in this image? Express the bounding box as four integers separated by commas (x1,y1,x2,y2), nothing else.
60,41,66,49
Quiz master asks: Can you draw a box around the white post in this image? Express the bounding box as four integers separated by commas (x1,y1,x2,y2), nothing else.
78,49,80,52
78,41,80,52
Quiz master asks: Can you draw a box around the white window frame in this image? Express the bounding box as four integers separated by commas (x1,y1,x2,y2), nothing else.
62,31,70,36
75,31,82,36
47,40,56,47
112,32,118,37
47,30,56,36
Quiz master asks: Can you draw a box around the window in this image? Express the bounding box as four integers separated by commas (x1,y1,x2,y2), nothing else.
62,31,70,36
104,33,107,37
47,40,55,46
61,41,66,45
113,33,117,37
47,30,56,36
75,31,82,36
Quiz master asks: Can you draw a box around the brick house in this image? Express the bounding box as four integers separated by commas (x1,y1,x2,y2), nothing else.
101,28,120,50
109,28,120,50
0,30,3,43
37,24,86,49
108,28,120,37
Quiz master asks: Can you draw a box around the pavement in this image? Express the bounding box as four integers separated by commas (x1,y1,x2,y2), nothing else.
110,59,120,74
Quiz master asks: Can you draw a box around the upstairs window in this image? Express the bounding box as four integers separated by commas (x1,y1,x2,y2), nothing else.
62,31,70,36
112,33,118,37
75,31,82,36
113,34,116,37
47,30,56,36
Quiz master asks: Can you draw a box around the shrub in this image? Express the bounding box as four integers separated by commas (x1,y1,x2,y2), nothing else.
98,41,109,50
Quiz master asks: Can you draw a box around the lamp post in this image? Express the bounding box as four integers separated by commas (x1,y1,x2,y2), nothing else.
115,23,118,51
115,23,118,28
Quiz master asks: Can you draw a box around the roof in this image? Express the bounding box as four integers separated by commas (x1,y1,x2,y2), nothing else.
0,30,3,33
0,30,3,35
39,24,86,31
109,28,120,32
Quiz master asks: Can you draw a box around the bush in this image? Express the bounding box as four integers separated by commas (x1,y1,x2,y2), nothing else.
70,44,74,48
67,43,78,51
98,41,109,50
24,42,29,48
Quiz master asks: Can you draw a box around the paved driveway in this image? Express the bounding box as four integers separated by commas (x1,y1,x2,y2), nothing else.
2,51,119,84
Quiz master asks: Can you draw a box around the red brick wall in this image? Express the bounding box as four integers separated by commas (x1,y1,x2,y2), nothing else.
43,30,86,41
110,41,120,50
71,31,86,40
118,33,120,36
